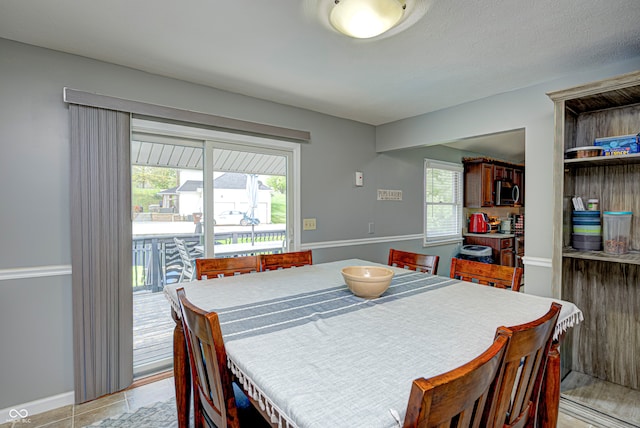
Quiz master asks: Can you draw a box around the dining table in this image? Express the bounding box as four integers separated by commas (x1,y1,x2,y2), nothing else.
164,258,583,428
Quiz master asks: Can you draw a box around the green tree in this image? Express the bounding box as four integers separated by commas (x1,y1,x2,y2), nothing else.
132,166,177,189
266,176,286,194
270,192,286,224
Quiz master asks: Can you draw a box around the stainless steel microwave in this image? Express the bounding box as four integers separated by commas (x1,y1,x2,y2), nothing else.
495,180,520,206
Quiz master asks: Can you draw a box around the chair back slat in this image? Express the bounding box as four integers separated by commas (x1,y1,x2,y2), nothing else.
482,302,561,428
388,248,440,275
260,250,312,271
450,258,523,291
404,332,510,428
177,288,240,428
196,256,260,280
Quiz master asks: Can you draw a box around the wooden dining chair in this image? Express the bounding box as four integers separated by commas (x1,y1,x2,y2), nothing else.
259,250,313,271
177,288,269,428
482,302,562,428
196,256,260,280
403,331,510,428
174,237,196,282
388,248,440,275
450,258,524,292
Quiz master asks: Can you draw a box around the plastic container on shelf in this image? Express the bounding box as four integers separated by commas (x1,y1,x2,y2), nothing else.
587,199,599,211
572,217,601,225
573,224,601,235
573,210,600,217
602,211,632,254
572,234,602,251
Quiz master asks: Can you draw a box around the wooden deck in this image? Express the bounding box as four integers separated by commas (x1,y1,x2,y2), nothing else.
133,290,175,371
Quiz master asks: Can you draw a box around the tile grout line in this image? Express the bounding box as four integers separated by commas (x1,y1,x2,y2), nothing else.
71,397,128,427
124,390,131,413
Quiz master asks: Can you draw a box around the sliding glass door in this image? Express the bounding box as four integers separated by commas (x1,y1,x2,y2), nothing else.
130,119,298,375
200,142,292,258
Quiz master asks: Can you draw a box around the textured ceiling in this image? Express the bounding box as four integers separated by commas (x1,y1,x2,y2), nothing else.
1,0,639,127
1,1,639,162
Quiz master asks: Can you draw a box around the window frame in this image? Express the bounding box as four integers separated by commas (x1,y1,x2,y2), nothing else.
423,159,464,246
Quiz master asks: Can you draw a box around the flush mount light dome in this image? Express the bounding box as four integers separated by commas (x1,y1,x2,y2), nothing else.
330,0,406,39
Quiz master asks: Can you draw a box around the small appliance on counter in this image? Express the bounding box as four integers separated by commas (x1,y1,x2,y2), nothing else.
469,212,491,233
499,218,513,234
488,216,501,231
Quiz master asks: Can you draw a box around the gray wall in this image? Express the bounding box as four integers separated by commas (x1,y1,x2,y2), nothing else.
377,58,640,296
0,38,469,409
1,35,639,409
311,144,493,272
0,39,366,409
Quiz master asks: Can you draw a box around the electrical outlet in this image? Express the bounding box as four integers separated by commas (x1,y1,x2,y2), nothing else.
303,218,317,230
368,222,374,234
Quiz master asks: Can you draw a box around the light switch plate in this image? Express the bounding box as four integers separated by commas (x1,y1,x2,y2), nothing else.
303,218,317,230
355,171,364,186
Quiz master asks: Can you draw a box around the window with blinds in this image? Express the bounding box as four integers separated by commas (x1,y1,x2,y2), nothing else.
424,159,463,245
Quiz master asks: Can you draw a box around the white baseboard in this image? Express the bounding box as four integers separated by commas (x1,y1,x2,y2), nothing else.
1,390,74,422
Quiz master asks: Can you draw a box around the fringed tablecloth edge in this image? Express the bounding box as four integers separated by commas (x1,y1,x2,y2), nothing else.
164,287,182,316
554,310,584,341
228,358,298,428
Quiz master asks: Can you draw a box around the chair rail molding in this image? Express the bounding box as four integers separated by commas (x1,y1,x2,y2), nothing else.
301,233,423,250
521,256,552,268
0,264,72,282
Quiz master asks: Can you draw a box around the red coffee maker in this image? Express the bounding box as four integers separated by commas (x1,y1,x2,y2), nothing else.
469,213,490,233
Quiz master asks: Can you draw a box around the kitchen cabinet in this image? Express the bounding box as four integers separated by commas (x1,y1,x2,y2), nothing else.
463,158,524,208
464,234,514,266
493,165,513,181
463,161,494,207
514,235,524,268
548,70,640,390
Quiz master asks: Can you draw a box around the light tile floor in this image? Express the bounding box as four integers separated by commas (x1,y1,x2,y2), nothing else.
1,376,175,428
2,375,600,428
557,412,600,428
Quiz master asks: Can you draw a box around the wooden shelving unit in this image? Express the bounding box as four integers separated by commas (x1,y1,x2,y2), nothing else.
564,152,640,167
561,247,640,265
548,71,640,392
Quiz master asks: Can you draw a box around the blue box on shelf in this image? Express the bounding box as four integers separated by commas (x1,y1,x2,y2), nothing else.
602,147,633,156
594,133,639,155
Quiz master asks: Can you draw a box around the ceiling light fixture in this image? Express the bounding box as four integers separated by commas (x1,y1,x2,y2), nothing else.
329,0,406,39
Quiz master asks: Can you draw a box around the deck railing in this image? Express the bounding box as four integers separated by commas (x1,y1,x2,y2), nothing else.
132,230,286,292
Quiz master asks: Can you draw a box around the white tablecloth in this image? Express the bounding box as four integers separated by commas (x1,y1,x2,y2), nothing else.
165,259,582,428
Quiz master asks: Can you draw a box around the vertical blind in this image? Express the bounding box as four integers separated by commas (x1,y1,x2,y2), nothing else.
70,104,133,403
424,159,463,244
65,88,309,403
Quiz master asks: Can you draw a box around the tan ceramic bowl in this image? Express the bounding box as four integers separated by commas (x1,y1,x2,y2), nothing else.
341,266,394,299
